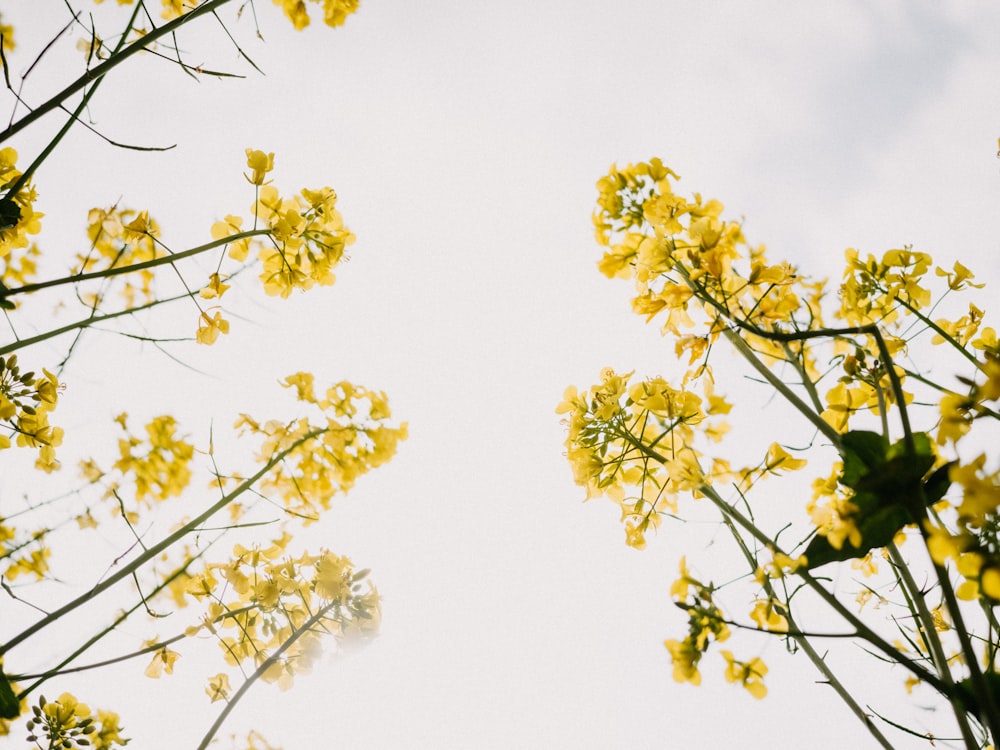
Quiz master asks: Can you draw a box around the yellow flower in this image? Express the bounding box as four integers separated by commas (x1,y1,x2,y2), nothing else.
273,0,312,30
281,371,317,403
92,709,129,750
199,272,231,299
143,643,180,678
956,552,985,601
809,496,861,550
0,18,14,54
720,650,768,699
973,327,998,354
664,638,702,685
670,556,693,600
196,309,230,345
944,455,1000,531
937,392,974,445
321,0,361,28
923,521,971,566
851,552,878,577
245,148,275,186
122,210,153,241
24,693,97,746
206,673,231,702
210,214,250,261
982,567,1000,600
936,261,984,291
764,442,807,474
313,550,351,601
749,600,788,633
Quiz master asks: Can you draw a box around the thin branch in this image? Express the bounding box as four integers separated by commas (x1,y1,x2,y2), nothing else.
0,0,233,145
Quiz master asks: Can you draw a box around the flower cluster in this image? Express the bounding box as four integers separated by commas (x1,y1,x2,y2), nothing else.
77,206,164,309
184,535,380,694
0,521,51,582
665,557,737,686
235,372,407,521
202,149,355,345
0,148,42,296
0,354,62,470
79,413,195,521
569,156,1000,741
593,159,826,372
556,366,813,550
23,693,128,749
557,368,730,548
272,0,361,30
0,5,392,749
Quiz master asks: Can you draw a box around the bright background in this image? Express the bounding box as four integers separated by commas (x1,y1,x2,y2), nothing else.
4,1,1000,748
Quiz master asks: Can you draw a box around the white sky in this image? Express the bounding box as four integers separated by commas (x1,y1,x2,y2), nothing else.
5,1,1000,748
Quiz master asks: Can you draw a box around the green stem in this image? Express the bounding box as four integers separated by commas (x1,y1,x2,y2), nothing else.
719,514,897,749
0,3,143,203
781,340,825,414
722,327,842,448
0,0,232,146
0,289,195,355
932,547,1000,742
1,230,269,299
886,542,978,748
894,295,982,370
613,424,947,694
0,427,323,656
697,482,946,694
196,600,337,750
12,544,213,696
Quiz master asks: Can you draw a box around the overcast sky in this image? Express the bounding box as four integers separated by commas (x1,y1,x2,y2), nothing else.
6,1,1000,748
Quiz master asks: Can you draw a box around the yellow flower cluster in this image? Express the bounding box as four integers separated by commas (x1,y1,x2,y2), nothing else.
558,368,731,548
86,0,228,22
807,463,865,552
0,148,42,294
77,206,164,309
664,557,744,689
832,248,997,436
0,354,62,470
236,372,407,521
839,247,933,327
925,451,1000,602
272,0,361,30
593,159,824,370
203,150,355,344
2,543,51,582
23,693,128,749
250,175,355,298
184,535,380,693
80,413,194,518
559,367,812,550
580,153,1000,725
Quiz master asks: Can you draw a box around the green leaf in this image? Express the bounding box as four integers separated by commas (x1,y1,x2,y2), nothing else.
886,431,933,462
840,430,888,488
804,431,943,570
803,501,911,570
955,672,1000,725
852,454,935,508
923,461,955,506
0,670,20,720
0,198,20,232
